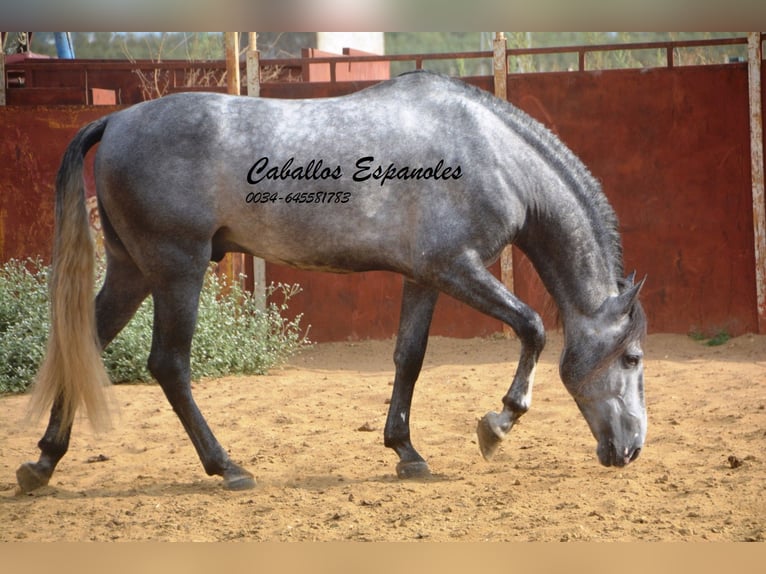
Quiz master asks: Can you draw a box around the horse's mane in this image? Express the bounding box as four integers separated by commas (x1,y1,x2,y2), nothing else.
486,86,624,278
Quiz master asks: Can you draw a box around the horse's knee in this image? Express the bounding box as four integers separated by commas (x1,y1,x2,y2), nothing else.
393,347,422,380
518,309,546,358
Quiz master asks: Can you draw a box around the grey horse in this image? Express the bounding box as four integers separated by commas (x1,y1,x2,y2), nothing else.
18,71,646,493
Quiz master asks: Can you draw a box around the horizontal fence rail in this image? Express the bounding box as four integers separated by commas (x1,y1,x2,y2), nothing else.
262,36,759,76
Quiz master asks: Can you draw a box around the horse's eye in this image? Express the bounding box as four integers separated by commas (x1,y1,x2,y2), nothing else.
622,353,642,369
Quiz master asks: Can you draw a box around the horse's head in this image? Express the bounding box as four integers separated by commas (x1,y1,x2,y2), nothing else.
560,273,647,467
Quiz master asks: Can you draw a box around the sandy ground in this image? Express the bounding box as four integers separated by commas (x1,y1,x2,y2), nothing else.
1,332,764,542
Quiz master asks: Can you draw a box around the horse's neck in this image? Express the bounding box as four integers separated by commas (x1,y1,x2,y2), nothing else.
517,185,621,324
494,102,623,325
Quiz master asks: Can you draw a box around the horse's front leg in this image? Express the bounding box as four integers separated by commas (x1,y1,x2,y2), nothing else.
426,252,546,461
476,328,543,460
384,279,439,478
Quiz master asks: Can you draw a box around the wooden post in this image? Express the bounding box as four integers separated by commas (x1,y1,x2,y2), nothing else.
495,32,514,336
1,43,5,106
220,32,246,288
246,32,260,98
246,32,266,308
225,32,240,96
748,32,766,333
493,32,507,101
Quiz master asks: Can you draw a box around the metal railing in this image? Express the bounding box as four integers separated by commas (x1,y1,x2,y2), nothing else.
260,36,759,79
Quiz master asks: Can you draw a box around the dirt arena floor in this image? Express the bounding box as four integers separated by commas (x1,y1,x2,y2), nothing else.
1,332,764,542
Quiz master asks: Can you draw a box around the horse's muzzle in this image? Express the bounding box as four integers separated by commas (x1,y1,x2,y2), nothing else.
597,440,642,467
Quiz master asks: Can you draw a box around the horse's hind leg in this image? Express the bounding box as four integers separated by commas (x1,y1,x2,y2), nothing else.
16,398,72,494
384,279,438,479
146,261,254,490
16,250,150,494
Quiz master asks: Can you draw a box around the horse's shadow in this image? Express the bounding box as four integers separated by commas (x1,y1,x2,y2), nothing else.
3,471,458,501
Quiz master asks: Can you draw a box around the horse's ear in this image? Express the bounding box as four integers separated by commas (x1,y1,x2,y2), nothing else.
611,274,646,316
603,274,645,317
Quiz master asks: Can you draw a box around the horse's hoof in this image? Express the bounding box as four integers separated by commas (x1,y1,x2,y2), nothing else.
222,466,256,491
15,462,50,495
396,460,431,479
477,412,514,461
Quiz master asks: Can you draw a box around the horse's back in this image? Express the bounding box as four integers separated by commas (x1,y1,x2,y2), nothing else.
92,72,527,275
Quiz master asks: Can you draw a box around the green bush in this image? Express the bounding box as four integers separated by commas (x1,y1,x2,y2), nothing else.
0,259,51,394
0,258,310,393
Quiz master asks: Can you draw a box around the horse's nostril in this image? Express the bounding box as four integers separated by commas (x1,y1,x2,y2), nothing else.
630,447,641,462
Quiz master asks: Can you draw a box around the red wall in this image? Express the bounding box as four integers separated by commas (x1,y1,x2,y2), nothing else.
1,63,762,340
0,106,119,264
506,65,757,335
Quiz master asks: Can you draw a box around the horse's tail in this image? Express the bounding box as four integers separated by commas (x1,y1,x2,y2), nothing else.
28,116,112,437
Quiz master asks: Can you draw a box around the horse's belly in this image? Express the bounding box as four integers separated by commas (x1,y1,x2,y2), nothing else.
219,211,407,274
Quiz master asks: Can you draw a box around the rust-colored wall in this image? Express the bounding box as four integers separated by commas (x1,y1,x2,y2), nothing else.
0,106,120,264
1,63,762,340
7,62,145,104
505,65,757,336
266,65,761,339
265,266,503,341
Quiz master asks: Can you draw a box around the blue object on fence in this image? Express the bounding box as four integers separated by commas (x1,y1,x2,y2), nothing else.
54,33,75,59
